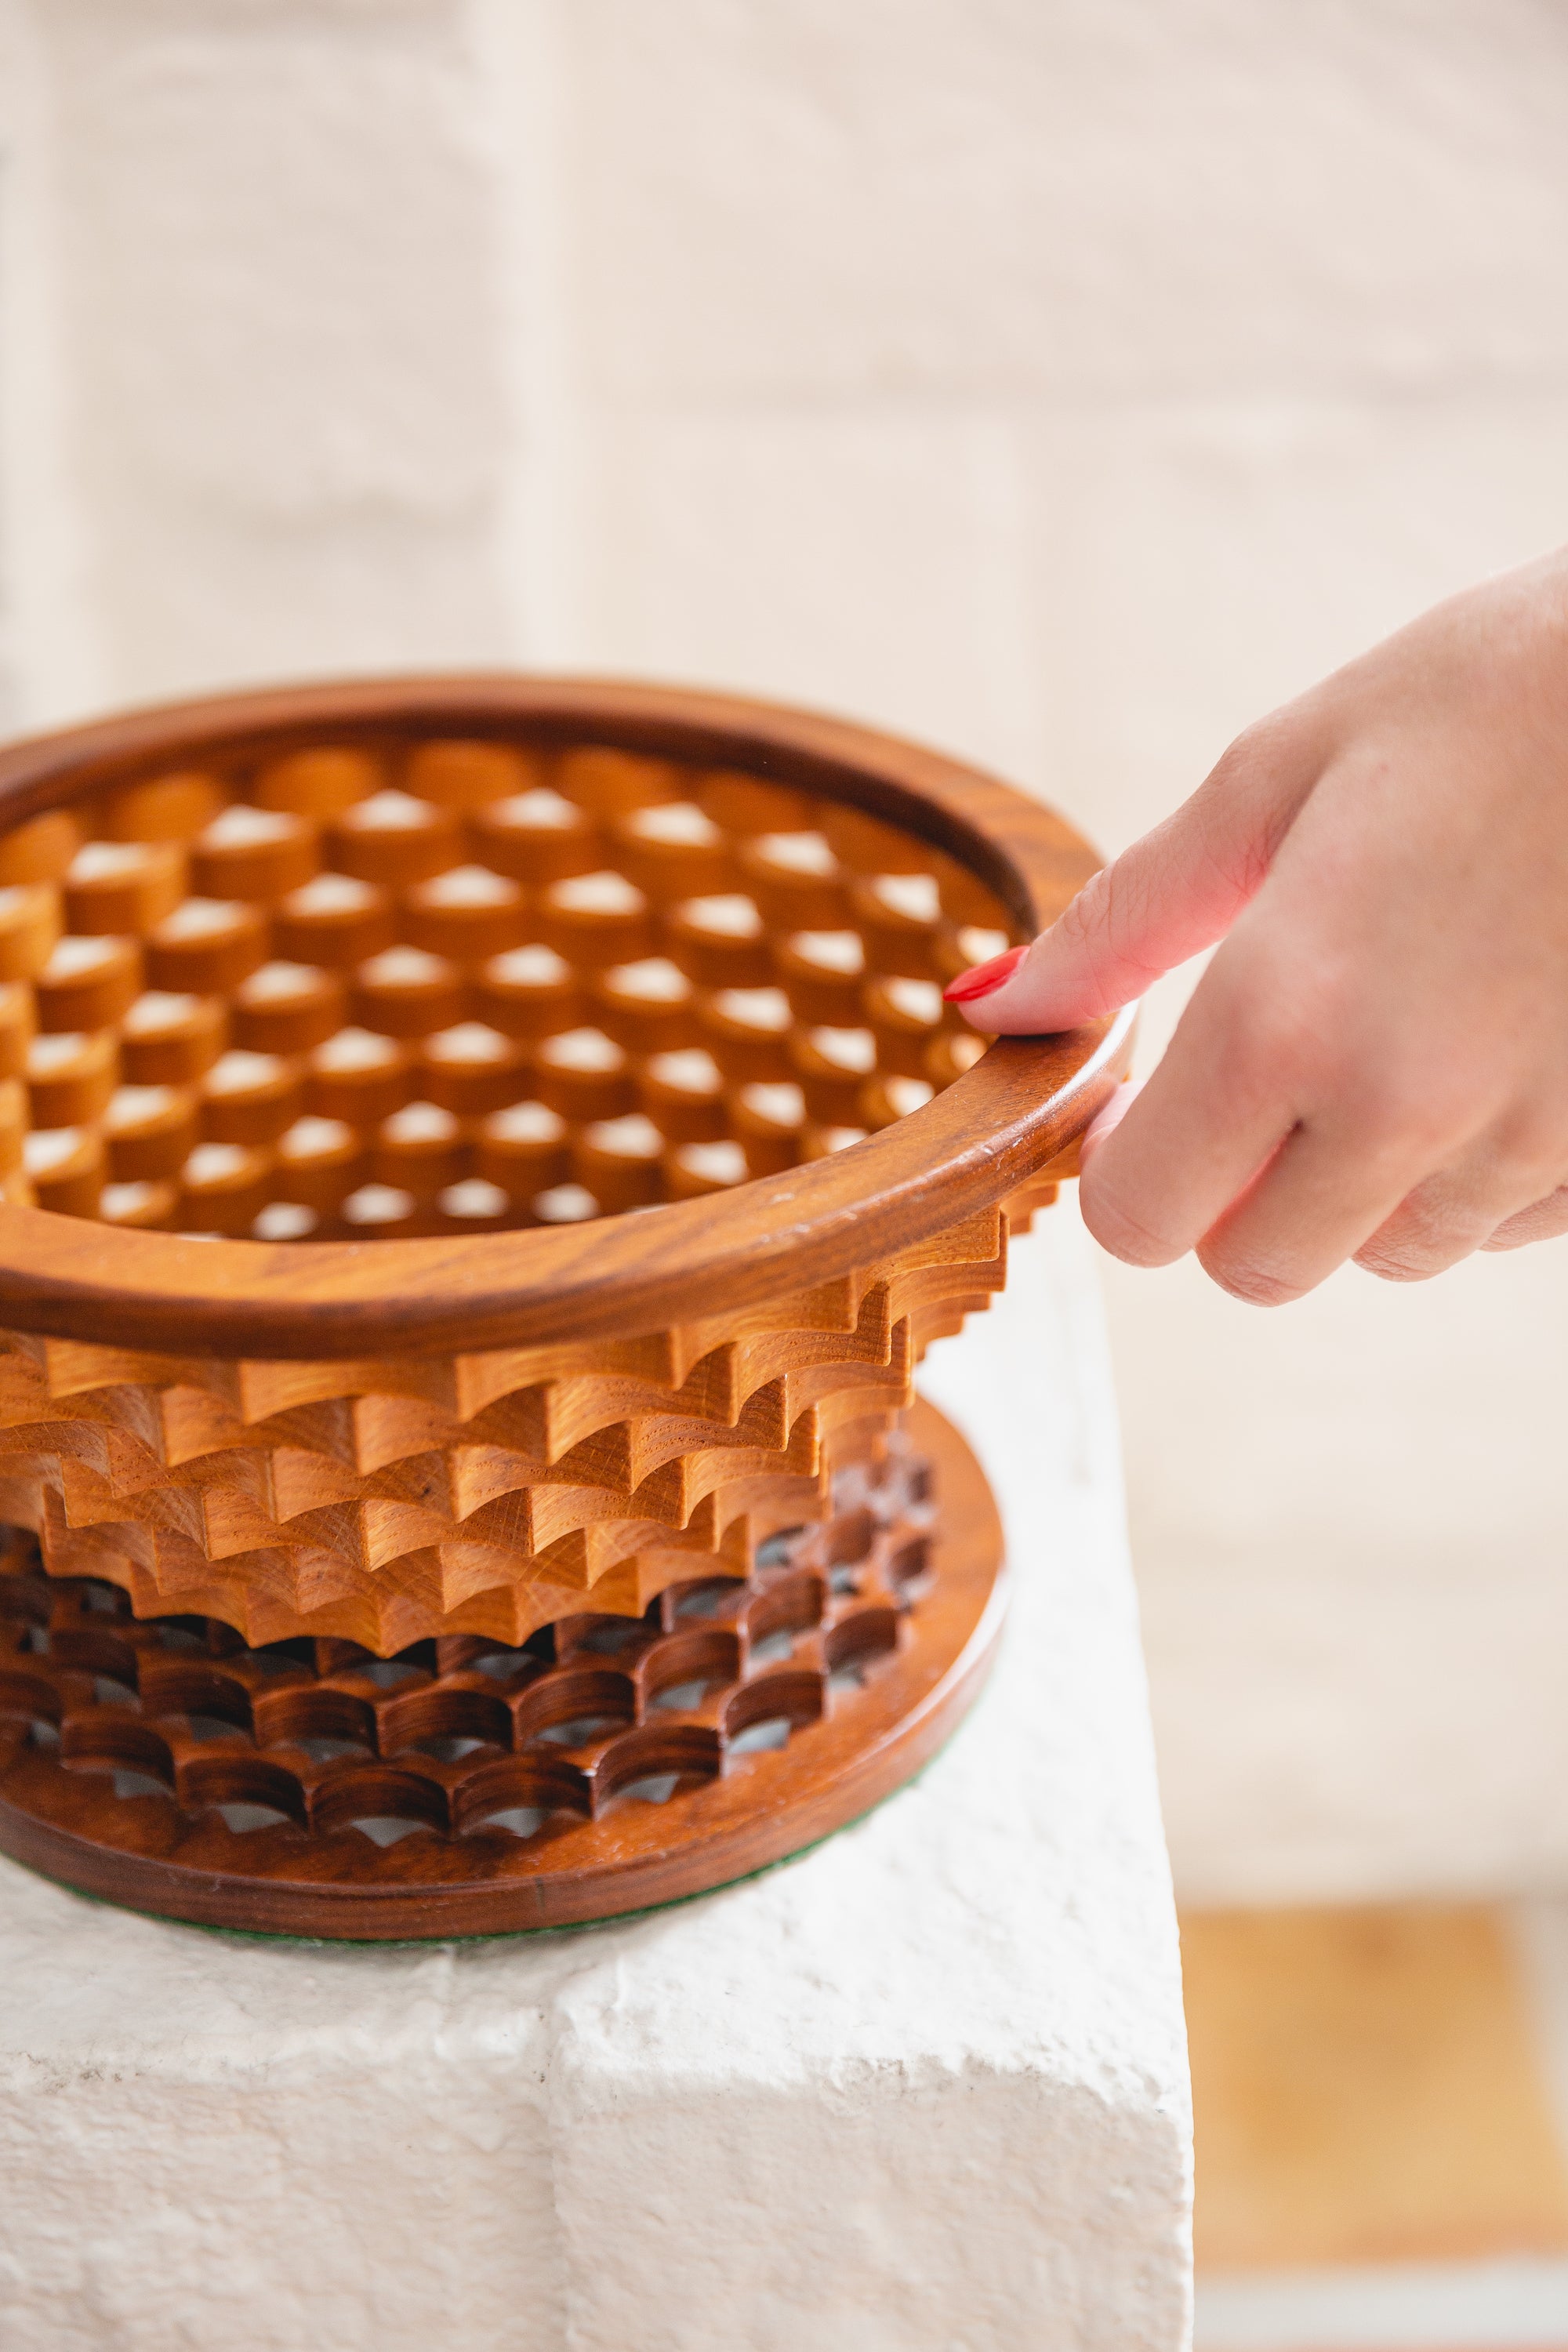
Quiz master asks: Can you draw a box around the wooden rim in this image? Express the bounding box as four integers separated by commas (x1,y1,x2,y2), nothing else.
0,675,1126,1358
0,1397,1004,1939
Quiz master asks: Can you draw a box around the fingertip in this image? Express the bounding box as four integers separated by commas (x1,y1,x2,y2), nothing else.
949,927,1106,1035
1195,1242,1311,1306
1079,1199,1181,1269
1078,1169,1184,1269
942,942,1028,1006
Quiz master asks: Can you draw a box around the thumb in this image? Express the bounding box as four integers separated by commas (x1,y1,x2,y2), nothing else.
946,720,1321,1033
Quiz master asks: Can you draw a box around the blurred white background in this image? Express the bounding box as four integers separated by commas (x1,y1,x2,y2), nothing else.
3,0,1567,1904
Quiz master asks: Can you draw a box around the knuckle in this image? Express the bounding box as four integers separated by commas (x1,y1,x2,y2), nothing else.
1207,961,1347,1107
1053,879,1105,960
1040,879,1124,1019
1353,1191,1467,1282
1195,1241,1308,1308
1488,1108,1568,1193
1255,1007,1337,1101
1353,1240,1446,1283
1331,1073,1461,1168
1207,713,1289,794
1229,996,1475,1162
1055,869,1161,1012
1199,711,1313,858
1479,1184,1568,1254
1079,1178,1181,1269
1214,1264,1306,1308
1221,1014,1334,1135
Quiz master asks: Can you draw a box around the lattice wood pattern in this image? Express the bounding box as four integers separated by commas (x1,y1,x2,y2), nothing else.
0,732,1019,1239
0,1202,1019,1651
0,1397,1004,1936
0,681,1112,1656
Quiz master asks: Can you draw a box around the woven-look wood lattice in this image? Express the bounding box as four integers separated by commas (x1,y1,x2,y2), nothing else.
0,676,1130,1931
0,1399,1000,1935
0,728,1025,1239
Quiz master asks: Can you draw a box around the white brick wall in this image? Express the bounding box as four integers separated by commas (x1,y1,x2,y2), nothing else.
549,0,1568,405
14,0,522,702
3,0,1567,1901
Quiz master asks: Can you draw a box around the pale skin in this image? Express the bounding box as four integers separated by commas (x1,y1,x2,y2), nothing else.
946,546,1568,1304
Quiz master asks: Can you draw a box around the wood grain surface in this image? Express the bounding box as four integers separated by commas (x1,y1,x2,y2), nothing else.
0,1396,1003,1937
0,674,1127,1359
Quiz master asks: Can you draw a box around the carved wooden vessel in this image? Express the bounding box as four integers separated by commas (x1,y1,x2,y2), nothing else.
0,677,1129,1934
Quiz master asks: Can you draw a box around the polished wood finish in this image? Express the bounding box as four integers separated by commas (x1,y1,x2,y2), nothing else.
0,677,1127,1361
0,1397,1001,1937
2,1195,1016,1650
0,677,1123,1662
0,676,1116,1932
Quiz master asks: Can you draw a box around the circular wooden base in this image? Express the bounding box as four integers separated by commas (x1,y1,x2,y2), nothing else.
0,1401,1004,1938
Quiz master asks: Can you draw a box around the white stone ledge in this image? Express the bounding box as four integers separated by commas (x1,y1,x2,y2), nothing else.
0,1210,1190,2351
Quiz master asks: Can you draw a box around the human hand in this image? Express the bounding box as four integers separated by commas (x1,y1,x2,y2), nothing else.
946,547,1568,1302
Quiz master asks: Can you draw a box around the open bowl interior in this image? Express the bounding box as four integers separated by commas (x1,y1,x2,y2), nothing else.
0,677,1122,1359
0,708,1026,1247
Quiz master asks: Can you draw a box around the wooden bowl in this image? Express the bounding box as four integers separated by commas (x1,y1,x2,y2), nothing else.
0,675,1130,1934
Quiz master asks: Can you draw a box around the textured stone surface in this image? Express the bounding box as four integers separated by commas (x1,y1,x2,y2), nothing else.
0,1214,1190,2351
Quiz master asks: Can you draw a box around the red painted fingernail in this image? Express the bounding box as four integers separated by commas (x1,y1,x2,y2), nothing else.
943,944,1028,1004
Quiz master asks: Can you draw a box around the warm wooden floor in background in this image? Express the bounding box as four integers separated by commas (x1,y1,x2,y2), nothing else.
1183,1902,1568,2351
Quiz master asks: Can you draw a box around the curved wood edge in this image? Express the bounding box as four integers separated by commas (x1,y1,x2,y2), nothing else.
0,673,1101,931
0,1012,1132,1360
0,675,1122,1359
0,1398,1006,1938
